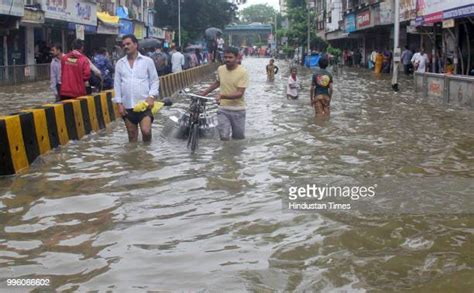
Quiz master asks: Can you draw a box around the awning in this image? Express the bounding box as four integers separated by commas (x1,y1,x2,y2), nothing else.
97,12,119,26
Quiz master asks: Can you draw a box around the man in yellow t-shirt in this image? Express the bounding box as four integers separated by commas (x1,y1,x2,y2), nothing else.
200,47,249,140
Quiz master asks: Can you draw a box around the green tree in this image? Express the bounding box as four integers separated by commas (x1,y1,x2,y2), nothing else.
239,4,277,24
155,0,238,45
284,0,327,51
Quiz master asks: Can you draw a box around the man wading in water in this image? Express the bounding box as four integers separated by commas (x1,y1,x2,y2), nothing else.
113,34,159,142
310,56,333,121
200,47,249,140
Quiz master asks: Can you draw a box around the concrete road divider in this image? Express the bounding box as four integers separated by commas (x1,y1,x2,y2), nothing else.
0,63,219,176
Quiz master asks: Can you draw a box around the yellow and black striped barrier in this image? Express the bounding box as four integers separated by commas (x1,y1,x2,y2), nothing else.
0,63,218,176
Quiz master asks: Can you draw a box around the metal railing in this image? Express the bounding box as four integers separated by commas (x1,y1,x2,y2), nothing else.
0,64,50,86
414,72,474,109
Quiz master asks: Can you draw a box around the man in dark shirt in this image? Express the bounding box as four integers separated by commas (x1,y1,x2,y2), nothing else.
310,56,333,118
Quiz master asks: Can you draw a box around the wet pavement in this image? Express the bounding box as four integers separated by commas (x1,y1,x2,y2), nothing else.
0,58,473,291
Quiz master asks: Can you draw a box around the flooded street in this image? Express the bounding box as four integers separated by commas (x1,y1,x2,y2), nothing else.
1,58,473,291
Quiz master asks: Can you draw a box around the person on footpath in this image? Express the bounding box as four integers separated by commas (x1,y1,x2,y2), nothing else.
113,34,159,143
287,67,299,100
266,58,279,82
60,39,90,100
171,46,185,73
401,46,413,75
200,47,249,141
411,48,429,73
50,43,63,101
310,56,333,119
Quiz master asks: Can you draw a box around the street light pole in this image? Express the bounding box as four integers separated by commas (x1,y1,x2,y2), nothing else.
275,13,278,54
307,7,310,55
391,0,400,91
178,0,181,47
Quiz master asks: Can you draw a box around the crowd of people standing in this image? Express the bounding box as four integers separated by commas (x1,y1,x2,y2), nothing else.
50,39,212,101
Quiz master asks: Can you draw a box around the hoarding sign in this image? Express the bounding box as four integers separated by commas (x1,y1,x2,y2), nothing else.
356,10,371,29
134,22,145,39
379,1,393,25
423,11,443,23
345,13,356,33
400,0,416,21
42,0,97,26
442,19,454,28
0,0,24,17
148,26,165,39
416,0,467,17
76,25,85,40
119,19,134,36
443,4,474,20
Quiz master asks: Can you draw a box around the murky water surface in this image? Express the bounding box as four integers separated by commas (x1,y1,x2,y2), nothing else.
0,58,473,291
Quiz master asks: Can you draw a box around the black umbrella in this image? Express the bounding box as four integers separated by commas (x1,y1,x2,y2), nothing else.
138,38,162,49
205,27,223,40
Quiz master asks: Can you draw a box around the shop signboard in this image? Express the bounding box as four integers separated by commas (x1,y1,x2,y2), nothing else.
400,0,416,21
67,23,96,33
345,13,356,33
0,0,23,17
356,10,371,29
22,9,45,24
379,1,393,25
76,25,85,40
443,4,474,20
416,0,467,17
42,0,97,26
148,26,165,39
442,19,455,28
97,23,119,35
423,11,443,23
119,19,134,36
133,22,145,39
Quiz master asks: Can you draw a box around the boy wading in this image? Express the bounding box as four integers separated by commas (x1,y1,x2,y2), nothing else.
311,56,333,119
201,47,249,140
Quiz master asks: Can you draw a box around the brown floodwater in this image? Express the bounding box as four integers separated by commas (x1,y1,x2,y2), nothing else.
0,58,473,291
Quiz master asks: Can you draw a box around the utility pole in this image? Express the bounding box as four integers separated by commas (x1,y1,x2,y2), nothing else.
178,0,181,47
307,7,310,55
306,1,314,58
391,0,400,91
275,13,278,54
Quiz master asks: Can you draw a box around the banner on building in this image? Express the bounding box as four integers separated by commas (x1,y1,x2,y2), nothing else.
442,19,455,28
416,0,467,17
443,4,474,20
97,23,119,35
400,0,416,21
76,25,85,40
67,23,96,33
42,0,97,26
345,13,356,33
148,26,165,39
356,10,371,29
423,11,443,23
379,1,393,25
134,22,145,39
119,19,134,36
0,0,24,17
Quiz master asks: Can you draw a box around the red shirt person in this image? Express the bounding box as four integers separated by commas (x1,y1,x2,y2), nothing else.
60,39,90,100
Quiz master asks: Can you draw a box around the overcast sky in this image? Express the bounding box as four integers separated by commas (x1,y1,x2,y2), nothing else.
239,0,280,10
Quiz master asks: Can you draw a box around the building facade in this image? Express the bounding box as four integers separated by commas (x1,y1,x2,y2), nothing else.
308,0,474,74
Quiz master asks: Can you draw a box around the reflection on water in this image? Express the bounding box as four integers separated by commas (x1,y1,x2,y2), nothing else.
0,58,473,291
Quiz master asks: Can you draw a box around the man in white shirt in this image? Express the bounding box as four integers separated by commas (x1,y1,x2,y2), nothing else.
411,48,429,73
113,34,159,143
171,46,185,73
